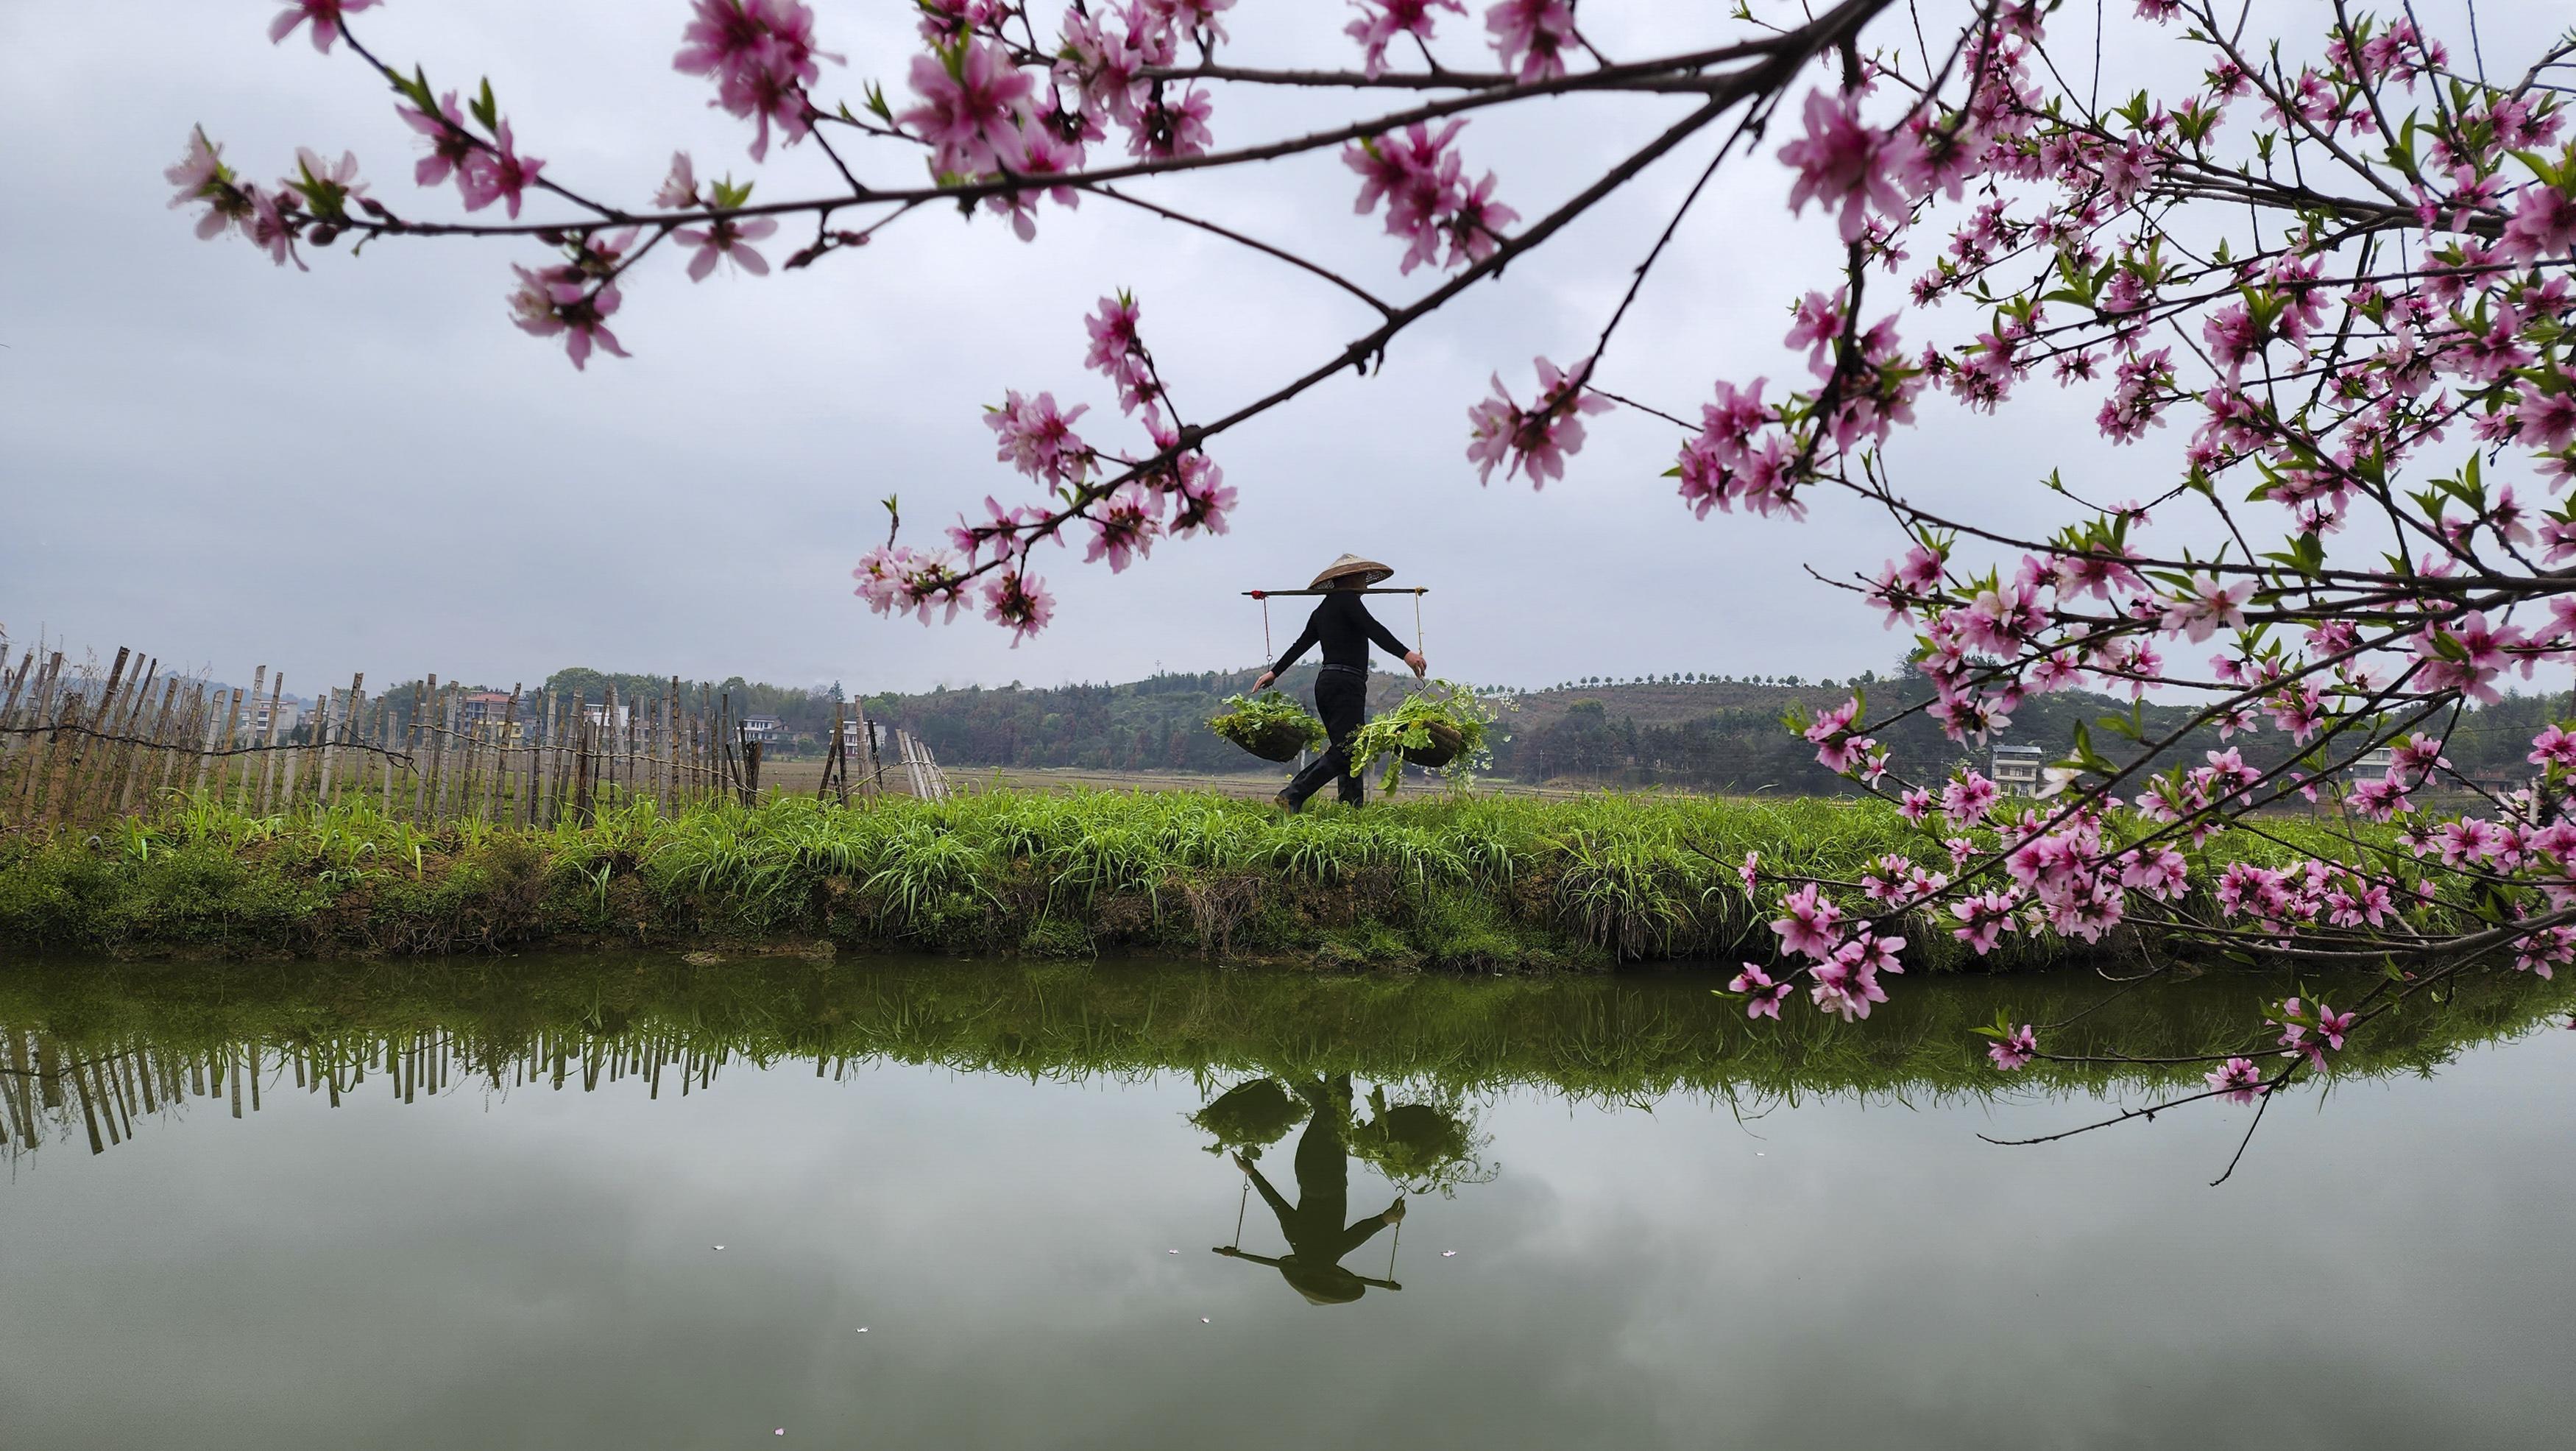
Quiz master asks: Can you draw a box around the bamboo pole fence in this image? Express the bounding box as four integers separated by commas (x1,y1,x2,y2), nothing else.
0,642,941,830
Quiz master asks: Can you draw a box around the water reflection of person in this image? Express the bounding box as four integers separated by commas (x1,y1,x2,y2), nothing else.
1213,1075,1406,1304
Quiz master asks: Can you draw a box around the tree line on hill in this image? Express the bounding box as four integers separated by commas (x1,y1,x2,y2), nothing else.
324,660,2566,795
865,666,2571,794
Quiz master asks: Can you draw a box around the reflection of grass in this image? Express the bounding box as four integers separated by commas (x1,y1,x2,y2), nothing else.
2,954,2563,1117
0,792,2373,969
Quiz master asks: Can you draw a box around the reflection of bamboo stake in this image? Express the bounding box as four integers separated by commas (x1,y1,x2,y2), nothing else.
74,1062,104,1154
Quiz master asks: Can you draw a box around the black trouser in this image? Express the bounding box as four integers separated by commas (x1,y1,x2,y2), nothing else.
1281,667,1367,808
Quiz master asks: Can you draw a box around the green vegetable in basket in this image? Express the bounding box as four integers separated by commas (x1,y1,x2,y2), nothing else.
1207,691,1328,760
1345,679,1502,793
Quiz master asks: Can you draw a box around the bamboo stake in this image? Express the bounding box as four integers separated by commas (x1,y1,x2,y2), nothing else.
433,687,457,822
410,679,434,821
571,714,591,825
822,700,844,802
531,692,551,826
446,686,464,820
99,656,158,816
662,682,677,808
0,649,34,803
178,682,212,806
314,687,336,810
8,653,54,816
11,654,65,820
518,693,539,826
32,691,85,819
489,688,520,822
319,673,361,809
562,696,582,825
302,690,330,808
121,674,180,816
49,647,129,824
204,662,247,810
252,670,283,815
189,682,221,800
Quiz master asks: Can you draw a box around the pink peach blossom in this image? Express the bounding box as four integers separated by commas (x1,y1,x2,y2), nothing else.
1778,88,1919,244
268,0,377,54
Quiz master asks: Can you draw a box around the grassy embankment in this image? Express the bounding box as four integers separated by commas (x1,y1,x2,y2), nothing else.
0,789,2357,969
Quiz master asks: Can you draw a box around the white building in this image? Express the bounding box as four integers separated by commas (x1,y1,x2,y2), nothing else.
1989,744,2045,793
250,698,302,738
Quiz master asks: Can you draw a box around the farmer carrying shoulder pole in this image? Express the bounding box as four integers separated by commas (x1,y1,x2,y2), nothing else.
1251,554,1427,812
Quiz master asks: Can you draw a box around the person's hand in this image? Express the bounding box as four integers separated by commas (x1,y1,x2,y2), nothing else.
1214,1246,1242,1257
1232,1151,1255,1173
1383,1196,1406,1224
1251,671,1277,693
1402,651,1426,679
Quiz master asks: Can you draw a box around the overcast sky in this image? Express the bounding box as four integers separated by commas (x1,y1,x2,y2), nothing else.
0,1,2543,697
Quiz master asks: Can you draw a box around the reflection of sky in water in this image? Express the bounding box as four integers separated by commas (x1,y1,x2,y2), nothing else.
4,1028,2570,1450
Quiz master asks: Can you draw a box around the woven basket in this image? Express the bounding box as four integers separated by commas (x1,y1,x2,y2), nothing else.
1399,720,1465,768
1225,719,1322,762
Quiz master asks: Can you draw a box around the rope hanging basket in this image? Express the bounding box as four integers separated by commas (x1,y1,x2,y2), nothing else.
1398,719,1465,768
1231,717,1322,762
1208,691,1328,762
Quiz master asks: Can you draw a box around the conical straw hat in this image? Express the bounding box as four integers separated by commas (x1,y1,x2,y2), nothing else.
1309,553,1394,589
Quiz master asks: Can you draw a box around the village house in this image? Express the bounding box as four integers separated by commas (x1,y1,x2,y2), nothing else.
249,696,302,738
1989,743,2045,794
457,691,523,744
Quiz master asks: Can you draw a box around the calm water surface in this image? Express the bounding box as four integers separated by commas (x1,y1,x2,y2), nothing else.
1,956,2570,1450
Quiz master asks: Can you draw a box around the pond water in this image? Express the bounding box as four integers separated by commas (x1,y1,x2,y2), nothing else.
2,955,2570,1450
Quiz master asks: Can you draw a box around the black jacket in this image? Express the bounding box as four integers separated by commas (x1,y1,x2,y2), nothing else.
1270,591,1409,676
